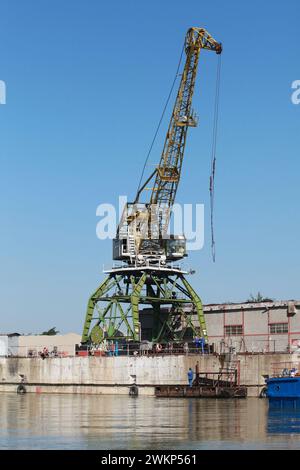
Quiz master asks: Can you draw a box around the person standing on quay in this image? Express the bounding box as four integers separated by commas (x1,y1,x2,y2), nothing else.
187,368,194,387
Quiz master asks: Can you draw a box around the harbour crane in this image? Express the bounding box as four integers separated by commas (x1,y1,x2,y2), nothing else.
81,27,222,347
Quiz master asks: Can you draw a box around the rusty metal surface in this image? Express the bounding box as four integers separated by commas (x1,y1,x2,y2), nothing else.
203,300,300,313
155,384,247,398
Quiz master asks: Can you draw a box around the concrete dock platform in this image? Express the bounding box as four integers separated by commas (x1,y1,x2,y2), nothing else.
0,352,298,397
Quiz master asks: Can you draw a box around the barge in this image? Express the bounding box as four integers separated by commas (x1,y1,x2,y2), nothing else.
155,384,247,398
155,363,247,398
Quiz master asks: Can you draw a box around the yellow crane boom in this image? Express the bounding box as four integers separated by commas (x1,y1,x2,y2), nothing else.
149,28,222,235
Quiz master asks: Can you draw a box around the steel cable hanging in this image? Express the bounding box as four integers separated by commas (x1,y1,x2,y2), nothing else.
210,53,222,262
135,43,185,199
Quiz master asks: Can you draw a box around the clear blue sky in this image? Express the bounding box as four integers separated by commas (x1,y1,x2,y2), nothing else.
0,0,299,334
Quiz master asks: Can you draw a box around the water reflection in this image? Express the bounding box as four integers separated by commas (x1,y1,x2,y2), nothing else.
268,399,300,435
0,393,300,449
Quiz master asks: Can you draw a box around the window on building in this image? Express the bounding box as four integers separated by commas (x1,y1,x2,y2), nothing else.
269,323,288,334
224,325,243,336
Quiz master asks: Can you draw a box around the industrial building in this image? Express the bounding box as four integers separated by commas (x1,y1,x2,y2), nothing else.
136,300,300,355
202,300,300,354
0,333,81,357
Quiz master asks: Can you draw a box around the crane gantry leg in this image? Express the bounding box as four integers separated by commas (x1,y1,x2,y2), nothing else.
81,267,207,346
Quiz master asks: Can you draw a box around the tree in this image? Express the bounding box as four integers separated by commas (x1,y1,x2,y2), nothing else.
247,292,273,303
41,327,59,336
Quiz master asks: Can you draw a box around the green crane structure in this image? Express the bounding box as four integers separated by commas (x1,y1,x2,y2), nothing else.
81,27,222,347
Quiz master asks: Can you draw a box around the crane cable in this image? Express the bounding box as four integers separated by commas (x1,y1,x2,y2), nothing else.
135,43,185,199
210,53,222,263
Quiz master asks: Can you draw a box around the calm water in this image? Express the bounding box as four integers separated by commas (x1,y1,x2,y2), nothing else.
1,393,300,449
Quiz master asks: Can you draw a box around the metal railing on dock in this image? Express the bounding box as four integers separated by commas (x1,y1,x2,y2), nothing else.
270,361,300,378
76,341,214,358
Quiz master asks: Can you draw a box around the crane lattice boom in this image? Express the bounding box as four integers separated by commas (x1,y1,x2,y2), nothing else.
150,28,222,232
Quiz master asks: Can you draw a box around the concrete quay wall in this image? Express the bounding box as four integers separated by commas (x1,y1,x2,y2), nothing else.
0,353,297,397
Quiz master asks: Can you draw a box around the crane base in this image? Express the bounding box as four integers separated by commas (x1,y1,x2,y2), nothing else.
81,266,207,345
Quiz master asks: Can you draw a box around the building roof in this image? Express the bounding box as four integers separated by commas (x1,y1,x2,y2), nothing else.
203,300,300,313
0,333,20,337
